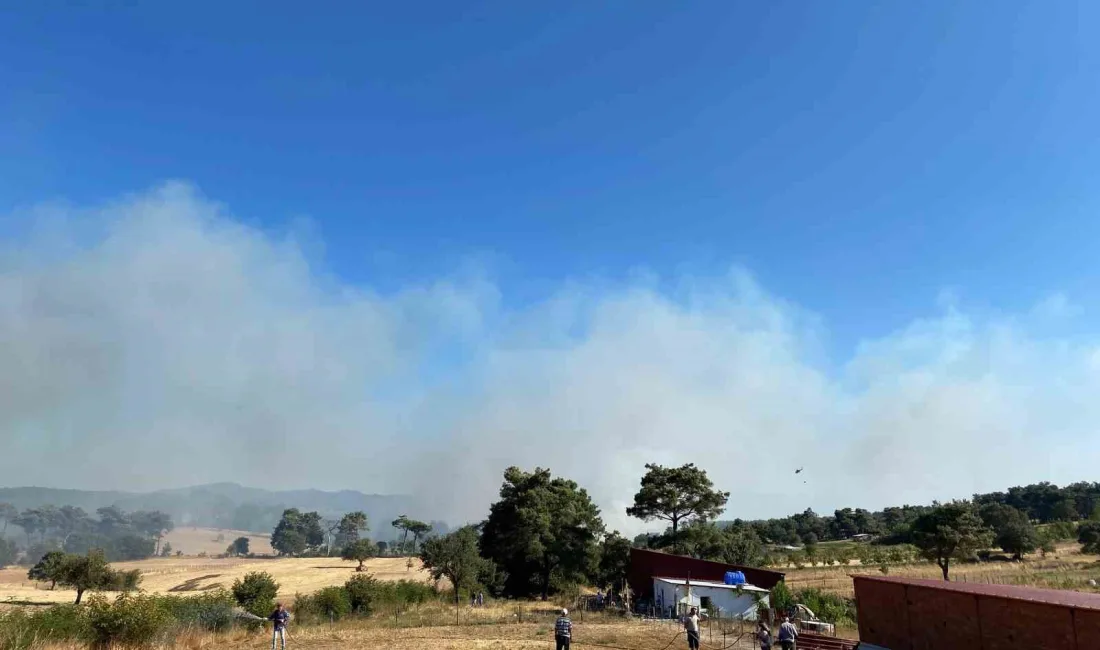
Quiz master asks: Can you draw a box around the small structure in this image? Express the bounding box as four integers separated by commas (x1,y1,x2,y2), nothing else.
652,577,768,620
628,548,785,603
854,575,1100,650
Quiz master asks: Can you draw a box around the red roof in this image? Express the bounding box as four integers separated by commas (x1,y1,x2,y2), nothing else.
852,575,1100,611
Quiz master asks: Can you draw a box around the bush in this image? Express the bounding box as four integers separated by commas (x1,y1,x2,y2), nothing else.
295,587,351,623
769,581,795,616
0,604,86,650
345,574,378,615
159,590,237,631
1044,521,1079,542
793,588,856,626
231,572,279,616
107,568,143,592
84,593,173,648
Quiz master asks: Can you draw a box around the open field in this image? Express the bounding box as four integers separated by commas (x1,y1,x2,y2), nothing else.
0,556,432,606
784,542,1100,598
18,607,761,650
161,527,274,556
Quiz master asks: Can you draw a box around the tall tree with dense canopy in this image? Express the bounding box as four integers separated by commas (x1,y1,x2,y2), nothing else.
480,466,604,600
407,520,433,551
228,536,251,556
594,532,632,594
271,508,324,555
336,512,369,548
419,526,486,603
1078,522,1100,554
57,550,114,604
910,502,993,580
626,463,729,552
979,503,1038,560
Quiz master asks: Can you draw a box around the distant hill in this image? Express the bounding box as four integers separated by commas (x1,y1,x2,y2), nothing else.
0,483,434,537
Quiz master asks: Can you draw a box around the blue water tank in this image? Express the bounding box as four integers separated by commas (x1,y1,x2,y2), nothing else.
723,571,746,585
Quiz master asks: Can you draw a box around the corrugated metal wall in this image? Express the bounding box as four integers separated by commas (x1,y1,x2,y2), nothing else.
854,577,1100,650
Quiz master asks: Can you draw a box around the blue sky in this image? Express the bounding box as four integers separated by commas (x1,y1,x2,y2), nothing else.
2,2,1100,519
3,1,1096,357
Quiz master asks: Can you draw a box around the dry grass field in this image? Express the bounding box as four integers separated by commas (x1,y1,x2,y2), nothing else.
160,528,274,557
783,542,1100,598
0,555,432,606
19,608,760,650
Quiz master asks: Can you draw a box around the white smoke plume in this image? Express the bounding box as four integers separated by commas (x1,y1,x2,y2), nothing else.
1,183,1097,533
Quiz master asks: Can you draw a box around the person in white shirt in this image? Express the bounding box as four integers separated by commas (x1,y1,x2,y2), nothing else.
683,607,701,650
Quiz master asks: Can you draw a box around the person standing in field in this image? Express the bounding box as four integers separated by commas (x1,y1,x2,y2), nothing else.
684,606,701,650
269,603,290,650
778,616,798,650
555,608,573,650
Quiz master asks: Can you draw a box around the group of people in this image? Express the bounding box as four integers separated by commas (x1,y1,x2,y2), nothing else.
469,591,486,607
271,595,801,650
755,615,800,650
557,605,797,650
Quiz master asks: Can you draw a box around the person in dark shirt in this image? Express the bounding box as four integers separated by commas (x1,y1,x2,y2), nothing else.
269,603,290,650
554,608,573,650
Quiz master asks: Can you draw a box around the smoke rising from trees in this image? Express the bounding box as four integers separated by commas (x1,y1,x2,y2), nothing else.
2,183,1098,532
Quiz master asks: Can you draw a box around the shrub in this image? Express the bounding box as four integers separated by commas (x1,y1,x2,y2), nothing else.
296,587,351,623
159,590,237,631
231,571,279,616
0,604,87,650
395,579,435,606
769,581,795,616
84,593,172,648
345,574,378,615
107,568,143,592
793,588,856,626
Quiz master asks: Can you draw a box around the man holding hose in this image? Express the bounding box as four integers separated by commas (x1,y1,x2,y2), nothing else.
269,603,290,650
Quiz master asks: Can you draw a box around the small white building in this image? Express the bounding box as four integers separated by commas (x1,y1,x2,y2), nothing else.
652,577,769,620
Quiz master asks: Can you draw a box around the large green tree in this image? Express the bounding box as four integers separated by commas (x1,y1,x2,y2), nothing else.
408,520,433,551
57,550,114,604
979,503,1038,560
1078,521,1100,554
271,508,325,555
336,512,369,548
342,539,376,571
594,532,632,594
626,463,729,552
419,526,486,603
910,502,993,580
480,466,604,599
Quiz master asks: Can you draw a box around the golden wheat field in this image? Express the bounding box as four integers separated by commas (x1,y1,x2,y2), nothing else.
160,527,275,557
0,554,432,606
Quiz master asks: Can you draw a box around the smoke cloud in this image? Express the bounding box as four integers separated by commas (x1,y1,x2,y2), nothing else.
1,184,1097,533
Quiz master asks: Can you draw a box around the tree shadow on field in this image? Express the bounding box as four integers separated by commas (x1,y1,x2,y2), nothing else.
169,575,225,592
311,565,357,570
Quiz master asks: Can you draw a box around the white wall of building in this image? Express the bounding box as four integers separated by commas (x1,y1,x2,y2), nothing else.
652,579,767,620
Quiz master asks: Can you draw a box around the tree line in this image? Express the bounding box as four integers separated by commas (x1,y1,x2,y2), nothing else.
265,508,435,567
737,480,1100,548
0,504,174,567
